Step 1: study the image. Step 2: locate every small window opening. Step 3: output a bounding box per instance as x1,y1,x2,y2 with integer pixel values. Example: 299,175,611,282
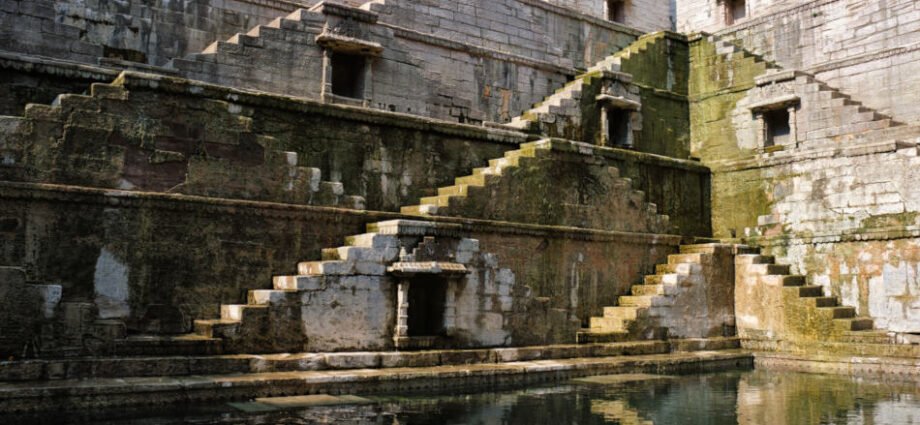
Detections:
725,0,746,25
763,108,791,147
407,277,447,337
607,108,631,147
606,0,626,23
331,53,366,99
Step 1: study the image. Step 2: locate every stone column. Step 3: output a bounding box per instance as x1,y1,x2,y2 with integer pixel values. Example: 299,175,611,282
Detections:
394,278,411,345
599,105,610,147
320,49,334,101
443,278,458,334
787,104,798,147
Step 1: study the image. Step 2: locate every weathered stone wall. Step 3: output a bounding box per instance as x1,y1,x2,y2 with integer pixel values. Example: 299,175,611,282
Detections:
681,0,920,124
0,71,703,351
0,0,306,66
724,143,920,334
514,0,672,33
0,183,678,351
365,0,642,71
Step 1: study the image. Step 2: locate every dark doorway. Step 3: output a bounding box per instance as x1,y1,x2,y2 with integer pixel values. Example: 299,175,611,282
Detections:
763,108,791,147
407,277,447,337
331,53,366,99
607,108,631,147
607,0,626,23
725,0,746,25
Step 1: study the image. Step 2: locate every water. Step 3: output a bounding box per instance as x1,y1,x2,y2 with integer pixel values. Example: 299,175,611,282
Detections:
13,370,920,424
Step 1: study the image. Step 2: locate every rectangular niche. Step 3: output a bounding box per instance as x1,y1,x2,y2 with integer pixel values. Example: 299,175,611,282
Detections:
330,52,367,99
406,276,447,337
763,108,791,147
724,0,746,25
606,0,626,23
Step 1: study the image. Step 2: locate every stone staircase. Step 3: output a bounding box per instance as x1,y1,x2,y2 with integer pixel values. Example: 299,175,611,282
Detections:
735,253,875,335
504,34,661,133
707,33,902,142
398,139,670,235
193,221,402,352
398,140,554,216
167,8,326,74
0,82,363,207
577,244,736,344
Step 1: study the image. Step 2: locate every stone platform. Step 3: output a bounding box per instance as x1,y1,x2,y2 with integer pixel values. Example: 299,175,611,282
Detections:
0,338,748,413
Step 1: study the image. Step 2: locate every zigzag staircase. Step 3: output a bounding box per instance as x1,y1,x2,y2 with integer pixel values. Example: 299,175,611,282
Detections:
398,139,669,233
735,253,882,340
193,221,402,348
705,33,902,139
577,244,720,344
167,8,324,71
504,33,661,132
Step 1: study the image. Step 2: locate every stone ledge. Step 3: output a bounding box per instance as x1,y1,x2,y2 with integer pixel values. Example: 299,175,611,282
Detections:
0,181,686,245
0,338,742,382
0,348,752,413
111,71,529,146
755,352,920,379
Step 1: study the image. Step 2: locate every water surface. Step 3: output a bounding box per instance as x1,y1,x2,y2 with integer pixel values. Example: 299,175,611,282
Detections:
14,370,920,424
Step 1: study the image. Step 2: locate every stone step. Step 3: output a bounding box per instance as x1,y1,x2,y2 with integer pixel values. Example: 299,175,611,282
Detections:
803,296,838,308
643,275,663,285
818,306,856,319
297,260,353,276
194,319,240,338
603,306,648,321
589,316,626,331
419,194,453,207
833,317,874,332
745,263,791,275
248,289,296,305
763,275,806,286
734,254,774,265
438,184,471,197
667,253,704,264
344,233,398,249
321,246,395,263
787,285,824,297
220,304,268,321
273,275,324,290
619,295,673,307
575,330,631,344
630,284,669,296
655,263,699,275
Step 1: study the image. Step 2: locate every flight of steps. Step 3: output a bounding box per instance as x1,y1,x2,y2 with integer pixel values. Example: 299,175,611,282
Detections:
577,244,722,344
504,34,660,132
193,221,401,346
793,71,901,140
167,8,325,72
398,138,670,234
399,140,553,216
706,33,901,142
735,253,876,336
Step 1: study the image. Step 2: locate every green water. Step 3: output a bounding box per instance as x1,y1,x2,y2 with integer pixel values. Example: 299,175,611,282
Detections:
13,370,920,424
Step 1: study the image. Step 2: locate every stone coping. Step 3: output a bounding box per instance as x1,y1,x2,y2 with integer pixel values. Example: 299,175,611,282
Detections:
755,352,920,379
0,349,752,413
111,71,530,146
0,338,740,382
0,181,687,246
541,138,709,172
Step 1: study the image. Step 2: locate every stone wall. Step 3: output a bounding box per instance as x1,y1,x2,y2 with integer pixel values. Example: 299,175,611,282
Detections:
683,0,920,124
0,0,305,66
0,70,704,352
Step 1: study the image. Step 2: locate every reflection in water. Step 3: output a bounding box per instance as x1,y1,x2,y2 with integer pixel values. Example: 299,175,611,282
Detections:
12,370,920,425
